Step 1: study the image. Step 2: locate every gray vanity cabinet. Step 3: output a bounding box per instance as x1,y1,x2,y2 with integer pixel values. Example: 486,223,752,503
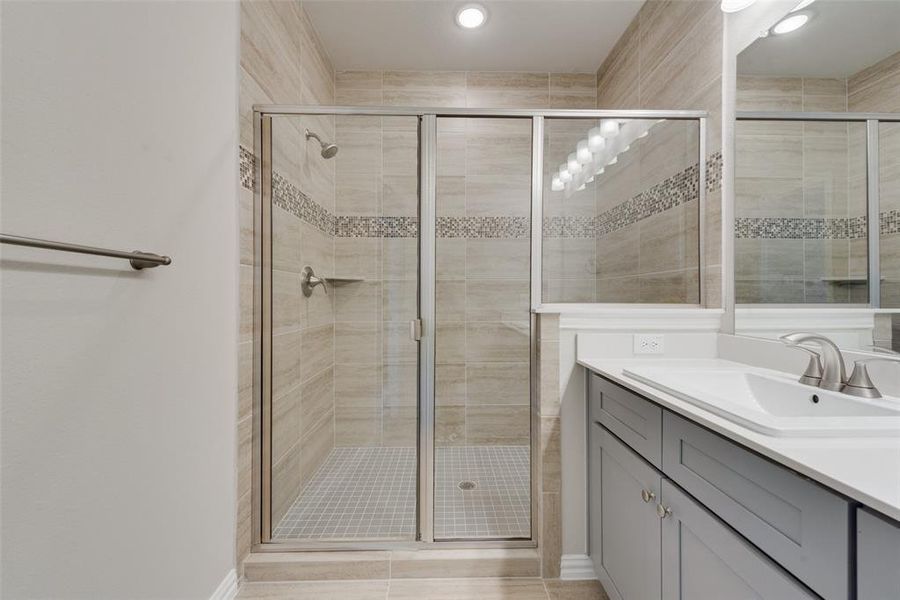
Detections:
660,480,818,600
589,373,848,600
591,424,662,600
662,411,850,600
857,508,900,599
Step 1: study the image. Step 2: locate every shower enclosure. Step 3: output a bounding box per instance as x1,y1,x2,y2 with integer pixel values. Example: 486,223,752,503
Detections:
252,106,707,548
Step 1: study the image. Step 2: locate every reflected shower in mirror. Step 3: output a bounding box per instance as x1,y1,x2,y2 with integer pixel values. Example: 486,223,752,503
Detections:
732,0,900,351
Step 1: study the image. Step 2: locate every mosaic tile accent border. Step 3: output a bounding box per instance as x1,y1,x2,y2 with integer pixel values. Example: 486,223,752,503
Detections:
241,146,727,242
239,146,254,190
240,145,336,236
542,216,596,239
596,163,700,238
880,209,900,236
334,216,418,238
272,171,336,235
437,216,529,239
706,151,723,193
735,211,900,240
735,216,867,240
331,216,532,239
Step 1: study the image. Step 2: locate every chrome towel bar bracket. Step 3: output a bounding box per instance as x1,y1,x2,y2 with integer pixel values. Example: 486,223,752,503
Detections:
0,234,172,270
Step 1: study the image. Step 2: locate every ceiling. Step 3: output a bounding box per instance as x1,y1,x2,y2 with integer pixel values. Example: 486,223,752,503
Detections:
303,0,643,73
738,0,900,78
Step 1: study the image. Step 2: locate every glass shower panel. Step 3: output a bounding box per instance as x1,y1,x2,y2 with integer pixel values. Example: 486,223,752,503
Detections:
881,121,900,307
268,114,419,542
433,116,532,540
543,118,701,303
735,120,868,304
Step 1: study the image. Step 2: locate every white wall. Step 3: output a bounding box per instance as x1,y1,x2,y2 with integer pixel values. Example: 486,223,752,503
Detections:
558,310,723,558
1,1,239,598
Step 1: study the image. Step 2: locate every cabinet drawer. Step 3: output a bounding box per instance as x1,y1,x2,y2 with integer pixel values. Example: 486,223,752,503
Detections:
589,373,662,468
857,508,900,600
662,411,850,600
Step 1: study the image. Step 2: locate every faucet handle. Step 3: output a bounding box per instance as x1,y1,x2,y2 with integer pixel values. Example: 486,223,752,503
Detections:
846,361,878,396
784,344,824,386
799,351,824,386
844,356,900,398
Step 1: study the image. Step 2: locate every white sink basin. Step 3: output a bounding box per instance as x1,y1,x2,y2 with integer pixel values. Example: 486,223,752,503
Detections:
623,366,900,437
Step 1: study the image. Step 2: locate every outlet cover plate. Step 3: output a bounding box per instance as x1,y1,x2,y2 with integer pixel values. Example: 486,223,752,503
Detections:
634,334,665,355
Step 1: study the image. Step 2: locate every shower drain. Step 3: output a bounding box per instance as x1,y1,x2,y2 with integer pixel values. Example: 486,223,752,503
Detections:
458,480,477,491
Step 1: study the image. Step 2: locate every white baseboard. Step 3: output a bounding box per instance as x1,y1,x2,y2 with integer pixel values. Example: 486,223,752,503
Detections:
209,569,238,600
559,554,596,580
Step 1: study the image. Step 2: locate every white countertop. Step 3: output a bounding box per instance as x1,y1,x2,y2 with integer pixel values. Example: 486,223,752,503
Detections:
578,357,900,522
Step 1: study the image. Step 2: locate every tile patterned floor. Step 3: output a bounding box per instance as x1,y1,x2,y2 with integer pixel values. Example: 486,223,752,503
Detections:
435,446,531,539
272,446,530,541
273,447,417,540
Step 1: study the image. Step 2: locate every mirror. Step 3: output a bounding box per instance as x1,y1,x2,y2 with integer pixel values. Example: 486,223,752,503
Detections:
732,0,900,350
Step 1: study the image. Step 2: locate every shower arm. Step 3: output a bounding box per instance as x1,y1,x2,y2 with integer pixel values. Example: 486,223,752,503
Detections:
305,128,323,144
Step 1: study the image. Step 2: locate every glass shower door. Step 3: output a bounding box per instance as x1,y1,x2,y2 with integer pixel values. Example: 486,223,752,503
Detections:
432,116,533,540
264,113,420,542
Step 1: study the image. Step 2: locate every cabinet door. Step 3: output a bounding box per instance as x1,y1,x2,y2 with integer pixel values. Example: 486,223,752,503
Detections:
589,423,603,578
663,411,849,600
660,480,817,600
594,425,662,600
858,508,900,600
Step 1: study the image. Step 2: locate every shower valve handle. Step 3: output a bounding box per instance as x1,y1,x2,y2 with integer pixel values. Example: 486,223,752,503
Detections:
301,266,328,297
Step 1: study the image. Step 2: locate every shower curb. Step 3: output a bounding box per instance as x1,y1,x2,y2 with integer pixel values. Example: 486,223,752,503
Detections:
242,548,540,582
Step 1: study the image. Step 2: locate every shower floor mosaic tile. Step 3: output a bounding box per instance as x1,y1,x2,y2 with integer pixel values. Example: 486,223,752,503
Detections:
272,446,530,541
435,445,531,539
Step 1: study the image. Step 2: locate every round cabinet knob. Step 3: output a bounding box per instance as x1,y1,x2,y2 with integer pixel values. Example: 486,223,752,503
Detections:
656,504,672,519
640,489,656,503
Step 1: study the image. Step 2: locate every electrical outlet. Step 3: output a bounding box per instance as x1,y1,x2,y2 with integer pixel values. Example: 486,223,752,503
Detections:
634,334,665,355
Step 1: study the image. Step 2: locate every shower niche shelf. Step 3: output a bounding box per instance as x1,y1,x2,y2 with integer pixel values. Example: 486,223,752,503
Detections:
301,265,364,297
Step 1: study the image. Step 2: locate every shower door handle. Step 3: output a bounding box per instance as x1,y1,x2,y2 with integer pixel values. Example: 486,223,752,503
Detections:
409,319,422,341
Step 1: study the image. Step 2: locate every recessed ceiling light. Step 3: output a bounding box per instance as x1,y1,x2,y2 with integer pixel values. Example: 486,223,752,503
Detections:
456,4,487,29
720,0,757,13
772,12,810,35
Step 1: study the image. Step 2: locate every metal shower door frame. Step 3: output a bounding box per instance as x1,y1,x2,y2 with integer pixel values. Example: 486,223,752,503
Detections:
252,105,709,552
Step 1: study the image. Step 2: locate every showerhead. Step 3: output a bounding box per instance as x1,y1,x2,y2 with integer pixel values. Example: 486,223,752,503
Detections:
320,142,339,159
305,128,339,159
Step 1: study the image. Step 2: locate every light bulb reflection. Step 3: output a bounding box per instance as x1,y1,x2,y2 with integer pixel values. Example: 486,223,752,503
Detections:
600,119,620,138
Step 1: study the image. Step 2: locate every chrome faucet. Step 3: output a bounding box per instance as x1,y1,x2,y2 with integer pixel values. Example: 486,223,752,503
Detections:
779,332,847,391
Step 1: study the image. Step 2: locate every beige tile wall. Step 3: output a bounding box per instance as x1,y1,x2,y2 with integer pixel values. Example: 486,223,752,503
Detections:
735,75,870,303
543,119,600,303
592,119,702,303
537,314,561,578
239,0,336,567
848,51,900,113
332,71,595,450
436,117,532,447
595,0,723,306
332,113,420,448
